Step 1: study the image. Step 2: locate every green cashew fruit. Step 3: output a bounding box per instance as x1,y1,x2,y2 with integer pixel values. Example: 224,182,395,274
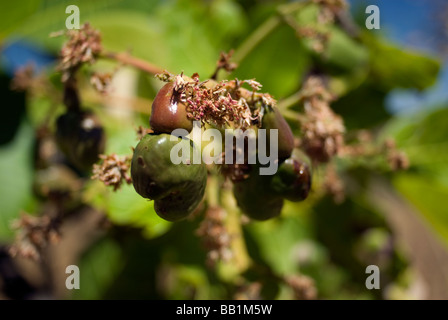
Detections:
271,149,312,202
233,165,283,221
55,109,105,173
131,133,207,222
261,106,294,160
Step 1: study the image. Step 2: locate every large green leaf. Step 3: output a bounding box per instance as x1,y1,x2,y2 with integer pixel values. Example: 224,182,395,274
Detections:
0,0,42,41
231,24,310,99
9,0,123,49
381,107,448,248
393,174,448,249
0,121,36,240
331,81,390,130
362,33,441,91
381,107,448,176
72,237,124,300
244,202,311,275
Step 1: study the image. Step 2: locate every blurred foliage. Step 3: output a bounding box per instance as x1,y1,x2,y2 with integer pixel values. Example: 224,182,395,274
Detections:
382,107,448,247
0,0,446,300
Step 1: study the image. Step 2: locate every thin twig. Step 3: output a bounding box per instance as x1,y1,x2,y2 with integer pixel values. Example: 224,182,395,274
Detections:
277,91,302,111
232,1,310,64
100,51,165,75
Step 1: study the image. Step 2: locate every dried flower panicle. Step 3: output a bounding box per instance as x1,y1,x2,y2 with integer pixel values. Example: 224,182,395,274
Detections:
383,138,410,171
90,71,113,94
216,50,238,73
280,10,330,53
296,26,330,53
323,163,345,203
234,282,262,300
10,64,35,91
92,154,132,191
10,63,52,99
281,0,347,53
135,126,153,141
219,136,251,182
284,274,317,300
298,76,345,163
54,23,102,82
196,206,232,268
155,72,275,130
211,50,238,80
155,71,176,83
9,213,60,261
341,134,410,171
184,78,249,129
313,0,348,24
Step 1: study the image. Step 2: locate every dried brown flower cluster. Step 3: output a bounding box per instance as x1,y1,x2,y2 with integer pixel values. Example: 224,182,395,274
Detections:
211,50,238,80
10,64,51,98
157,72,276,130
298,76,345,163
219,137,251,182
181,76,260,129
323,163,345,204
313,0,348,24
383,138,410,171
135,125,153,141
92,154,132,191
234,282,262,300
53,23,102,82
185,79,246,128
90,71,113,94
341,133,410,171
10,64,35,91
284,274,317,300
321,132,410,203
296,26,330,53
9,213,60,261
196,206,232,268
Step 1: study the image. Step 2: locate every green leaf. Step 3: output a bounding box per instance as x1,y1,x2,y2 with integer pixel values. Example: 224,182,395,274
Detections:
362,33,441,91
331,82,390,130
0,121,35,240
244,204,311,274
107,183,171,239
382,107,448,248
322,27,369,75
10,0,123,49
231,24,311,99
72,237,124,300
393,174,448,249
0,0,42,41
380,107,448,175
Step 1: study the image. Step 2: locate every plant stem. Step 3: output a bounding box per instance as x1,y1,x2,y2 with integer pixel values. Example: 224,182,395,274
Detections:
232,16,281,64
206,174,220,207
221,186,251,276
277,91,302,111
100,51,165,75
281,109,301,122
232,1,309,65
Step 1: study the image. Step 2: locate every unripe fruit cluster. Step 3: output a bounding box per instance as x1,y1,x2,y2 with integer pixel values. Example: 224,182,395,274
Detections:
233,107,312,221
132,82,206,221
131,80,312,222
